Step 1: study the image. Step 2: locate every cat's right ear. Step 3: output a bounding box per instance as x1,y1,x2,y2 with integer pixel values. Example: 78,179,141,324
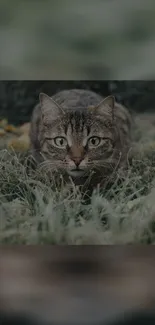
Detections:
39,93,64,119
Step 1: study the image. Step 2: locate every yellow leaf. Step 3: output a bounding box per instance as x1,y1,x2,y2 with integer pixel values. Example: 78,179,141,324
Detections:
7,134,30,152
0,128,6,136
0,119,8,128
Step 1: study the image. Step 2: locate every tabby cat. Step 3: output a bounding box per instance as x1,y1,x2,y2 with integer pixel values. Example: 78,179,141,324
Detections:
29,89,132,189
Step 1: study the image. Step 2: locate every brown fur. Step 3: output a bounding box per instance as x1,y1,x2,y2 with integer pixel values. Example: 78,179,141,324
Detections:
29,89,132,190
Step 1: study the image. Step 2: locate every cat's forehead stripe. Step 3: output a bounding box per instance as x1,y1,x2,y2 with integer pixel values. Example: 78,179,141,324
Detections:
66,115,91,137
68,113,84,132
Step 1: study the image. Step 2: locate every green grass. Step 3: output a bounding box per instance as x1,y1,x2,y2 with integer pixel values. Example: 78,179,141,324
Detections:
1,113,155,244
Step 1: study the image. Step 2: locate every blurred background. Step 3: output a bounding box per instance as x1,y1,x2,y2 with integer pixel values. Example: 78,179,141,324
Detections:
0,0,155,79
1,2,155,324
0,247,155,325
1,81,155,125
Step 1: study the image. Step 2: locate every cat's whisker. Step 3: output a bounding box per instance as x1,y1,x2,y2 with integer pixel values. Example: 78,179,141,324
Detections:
29,88,132,191
39,160,65,168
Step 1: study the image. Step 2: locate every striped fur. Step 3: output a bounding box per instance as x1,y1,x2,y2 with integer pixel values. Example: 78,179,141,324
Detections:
29,89,132,188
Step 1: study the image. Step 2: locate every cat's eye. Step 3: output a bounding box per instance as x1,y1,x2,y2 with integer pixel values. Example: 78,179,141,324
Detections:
88,136,101,147
53,137,67,148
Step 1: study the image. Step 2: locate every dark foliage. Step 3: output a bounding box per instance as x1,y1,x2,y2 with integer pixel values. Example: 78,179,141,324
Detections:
1,81,155,125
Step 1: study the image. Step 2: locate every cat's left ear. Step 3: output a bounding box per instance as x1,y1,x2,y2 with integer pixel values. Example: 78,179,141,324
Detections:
96,95,115,121
39,93,65,120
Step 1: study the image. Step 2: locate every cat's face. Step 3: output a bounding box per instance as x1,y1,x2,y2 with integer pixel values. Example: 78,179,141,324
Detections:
39,93,116,179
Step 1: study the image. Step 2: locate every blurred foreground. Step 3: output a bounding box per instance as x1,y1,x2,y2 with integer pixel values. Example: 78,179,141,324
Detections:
0,247,155,325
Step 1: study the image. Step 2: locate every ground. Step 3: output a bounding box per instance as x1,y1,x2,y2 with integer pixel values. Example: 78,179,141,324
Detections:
0,114,155,244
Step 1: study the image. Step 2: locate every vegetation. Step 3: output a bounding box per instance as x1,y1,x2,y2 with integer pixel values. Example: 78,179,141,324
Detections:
0,113,155,244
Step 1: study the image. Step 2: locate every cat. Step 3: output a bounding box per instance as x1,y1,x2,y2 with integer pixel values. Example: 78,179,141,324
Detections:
29,89,132,190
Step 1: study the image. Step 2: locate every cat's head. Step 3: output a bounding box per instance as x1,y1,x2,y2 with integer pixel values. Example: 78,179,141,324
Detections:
39,93,117,179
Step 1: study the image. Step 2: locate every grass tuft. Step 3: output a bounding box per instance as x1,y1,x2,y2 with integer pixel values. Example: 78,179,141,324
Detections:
1,113,155,244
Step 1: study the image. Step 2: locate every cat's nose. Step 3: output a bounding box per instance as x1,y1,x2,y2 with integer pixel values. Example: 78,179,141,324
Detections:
72,157,83,167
